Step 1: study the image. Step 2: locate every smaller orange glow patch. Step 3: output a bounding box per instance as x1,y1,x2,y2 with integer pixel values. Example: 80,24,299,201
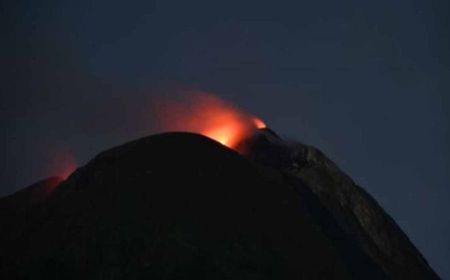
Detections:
55,151,77,180
253,117,266,129
42,177,65,194
45,148,77,183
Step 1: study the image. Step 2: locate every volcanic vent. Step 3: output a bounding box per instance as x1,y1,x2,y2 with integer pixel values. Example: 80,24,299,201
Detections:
152,92,266,151
0,94,439,279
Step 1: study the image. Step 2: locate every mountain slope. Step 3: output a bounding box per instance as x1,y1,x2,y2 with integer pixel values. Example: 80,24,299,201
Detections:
0,132,438,279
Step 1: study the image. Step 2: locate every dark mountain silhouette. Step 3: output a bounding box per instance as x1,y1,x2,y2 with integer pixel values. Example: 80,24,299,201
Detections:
0,132,439,279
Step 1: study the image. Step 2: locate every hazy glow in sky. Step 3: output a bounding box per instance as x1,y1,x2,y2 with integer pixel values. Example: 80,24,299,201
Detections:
1,0,449,277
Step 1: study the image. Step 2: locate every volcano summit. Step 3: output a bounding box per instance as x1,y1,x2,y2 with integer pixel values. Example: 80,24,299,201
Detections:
0,130,438,279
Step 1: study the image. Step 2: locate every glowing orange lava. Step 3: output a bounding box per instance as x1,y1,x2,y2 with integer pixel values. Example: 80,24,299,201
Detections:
154,92,266,150
253,117,267,129
201,112,250,148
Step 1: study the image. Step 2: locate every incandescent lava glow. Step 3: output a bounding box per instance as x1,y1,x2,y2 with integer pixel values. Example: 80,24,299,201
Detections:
45,148,77,182
154,92,266,150
252,117,267,129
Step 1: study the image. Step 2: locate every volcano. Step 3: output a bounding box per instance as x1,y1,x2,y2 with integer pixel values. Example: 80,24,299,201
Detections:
0,130,438,279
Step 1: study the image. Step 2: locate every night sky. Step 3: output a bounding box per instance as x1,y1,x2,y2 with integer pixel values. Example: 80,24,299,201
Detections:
1,0,449,277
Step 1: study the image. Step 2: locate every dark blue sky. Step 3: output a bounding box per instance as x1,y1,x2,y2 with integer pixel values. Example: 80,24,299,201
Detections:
1,0,449,277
